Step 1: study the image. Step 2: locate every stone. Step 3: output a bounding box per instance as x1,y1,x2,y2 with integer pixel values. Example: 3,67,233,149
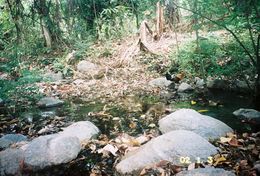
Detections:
207,79,229,90
148,77,172,88
0,134,27,149
24,134,80,170
44,71,63,82
159,109,233,141
233,108,260,124
40,110,56,118
195,77,205,88
77,60,99,74
37,97,64,108
0,148,24,176
177,83,193,92
175,167,236,176
116,130,217,175
59,121,100,142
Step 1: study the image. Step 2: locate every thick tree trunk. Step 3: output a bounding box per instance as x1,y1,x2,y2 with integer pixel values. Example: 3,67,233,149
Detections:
40,18,52,47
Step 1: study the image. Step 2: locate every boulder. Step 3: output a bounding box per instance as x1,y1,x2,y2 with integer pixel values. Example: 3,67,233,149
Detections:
148,77,172,88
116,130,217,175
37,97,64,108
59,121,100,142
23,134,80,170
177,83,193,92
159,109,233,141
0,149,24,176
233,108,260,124
77,60,99,74
0,134,27,149
207,79,229,90
176,167,236,176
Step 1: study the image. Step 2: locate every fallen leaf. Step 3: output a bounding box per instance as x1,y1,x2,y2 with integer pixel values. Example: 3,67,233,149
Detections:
228,137,242,147
187,163,196,170
214,156,227,166
191,100,196,105
98,144,118,156
220,137,232,143
197,109,208,113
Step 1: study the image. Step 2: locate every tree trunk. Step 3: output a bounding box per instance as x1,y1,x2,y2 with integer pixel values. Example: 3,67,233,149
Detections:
40,18,52,47
156,2,164,39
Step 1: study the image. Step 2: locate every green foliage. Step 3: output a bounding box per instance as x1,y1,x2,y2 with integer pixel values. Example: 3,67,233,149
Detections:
96,6,135,40
172,34,253,78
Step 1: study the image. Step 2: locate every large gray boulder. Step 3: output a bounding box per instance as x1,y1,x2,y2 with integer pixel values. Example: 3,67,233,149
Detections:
0,134,27,149
77,60,99,74
59,121,100,142
148,77,172,88
177,83,193,92
23,134,80,170
37,97,64,108
233,108,260,124
176,168,236,176
116,130,217,175
0,149,24,176
159,109,233,141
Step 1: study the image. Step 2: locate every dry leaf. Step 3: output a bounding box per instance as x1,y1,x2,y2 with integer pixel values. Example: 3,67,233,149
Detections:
214,156,226,166
98,144,118,156
220,137,232,143
228,137,242,147
187,163,196,170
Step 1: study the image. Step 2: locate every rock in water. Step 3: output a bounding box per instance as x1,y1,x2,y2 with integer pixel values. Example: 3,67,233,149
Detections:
59,121,100,142
116,130,217,175
0,149,24,176
148,77,172,88
233,108,260,124
175,167,236,176
207,79,229,90
159,109,233,141
177,83,193,92
0,134,27,149
37,97,64,108
24,134,80,170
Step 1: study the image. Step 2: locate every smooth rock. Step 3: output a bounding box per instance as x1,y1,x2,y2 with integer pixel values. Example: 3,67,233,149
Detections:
207,79,229,90
116,130,217,174
233,108,260,124
0,134,27,149
77,60,99,74
148,77,172,88
37,97,64,108
0,148,24,176
178,83,193,92
159,109,233,141
24,134,80,170
176,167,236,176
59,121,100,142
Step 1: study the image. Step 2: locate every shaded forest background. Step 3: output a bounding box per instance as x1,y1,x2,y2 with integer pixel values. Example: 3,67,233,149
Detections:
0,0,259,111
